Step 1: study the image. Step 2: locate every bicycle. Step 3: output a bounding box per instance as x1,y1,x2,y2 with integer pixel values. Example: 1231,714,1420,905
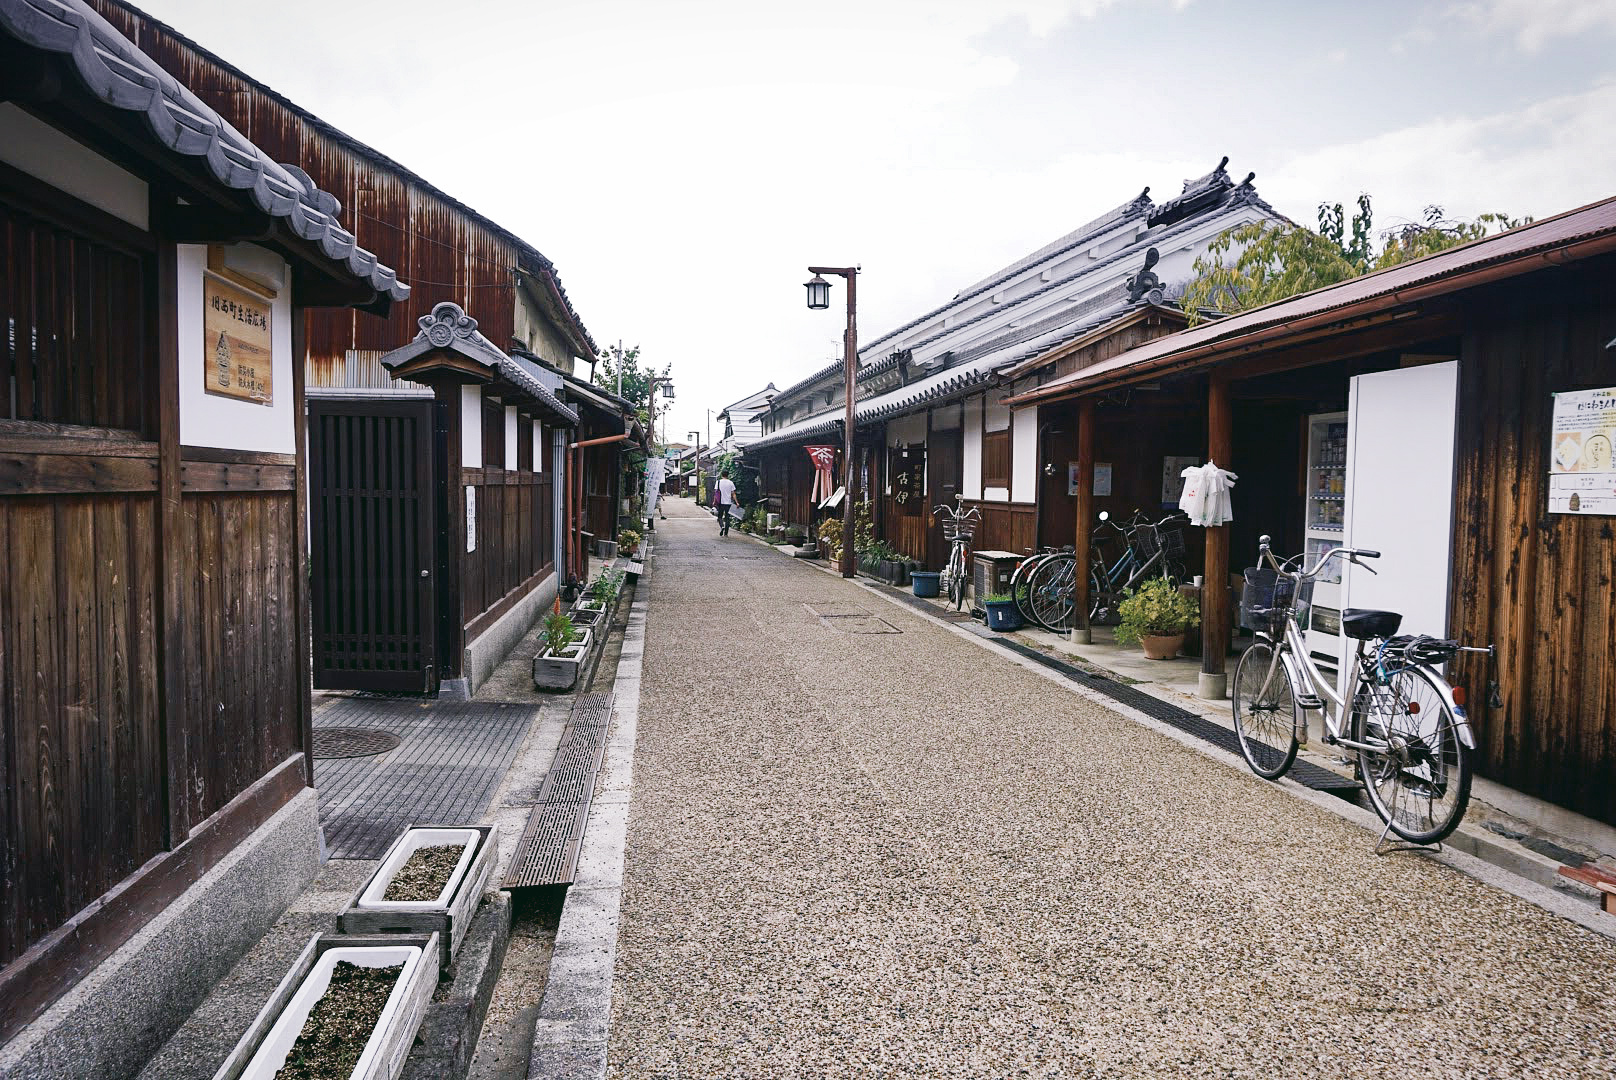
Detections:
1008,545,1070,629
932,496,981,611
1088,510,1186,624
1231,535,1498,848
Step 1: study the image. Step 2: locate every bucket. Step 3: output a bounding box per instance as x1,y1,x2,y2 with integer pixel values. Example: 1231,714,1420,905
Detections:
911,571,940,598
984,599,1023,631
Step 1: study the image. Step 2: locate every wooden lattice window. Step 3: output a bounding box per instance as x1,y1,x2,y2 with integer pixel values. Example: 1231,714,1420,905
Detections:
518,414,534,471
982,429,1011,490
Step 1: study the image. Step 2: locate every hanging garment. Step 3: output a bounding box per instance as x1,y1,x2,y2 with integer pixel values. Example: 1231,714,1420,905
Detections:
1202,460,1238,526
1178,463,1209,524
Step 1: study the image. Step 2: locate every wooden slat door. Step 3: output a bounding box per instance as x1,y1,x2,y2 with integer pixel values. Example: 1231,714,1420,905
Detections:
927,425,962,569
309,399,437,691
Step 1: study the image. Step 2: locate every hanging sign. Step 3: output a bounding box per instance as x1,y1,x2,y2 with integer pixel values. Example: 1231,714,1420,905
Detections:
1548,387,1616,515
203,273,273,405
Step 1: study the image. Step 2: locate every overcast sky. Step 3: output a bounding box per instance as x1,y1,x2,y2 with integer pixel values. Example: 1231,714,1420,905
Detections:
137,0,1616,443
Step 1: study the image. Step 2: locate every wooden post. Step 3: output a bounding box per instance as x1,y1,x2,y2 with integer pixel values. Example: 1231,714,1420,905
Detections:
291,299,314,786
435,382,465,691
155,240,190,844
1201,369,1232,699
1071,396,1095,644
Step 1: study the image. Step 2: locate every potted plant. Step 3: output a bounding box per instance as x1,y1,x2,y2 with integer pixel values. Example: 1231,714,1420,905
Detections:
1114,577,1200,659
533,611,589,691
618,528,641,557
983,592,1023,631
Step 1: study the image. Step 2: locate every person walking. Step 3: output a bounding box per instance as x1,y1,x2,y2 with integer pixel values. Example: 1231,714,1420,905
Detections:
713,472,737,536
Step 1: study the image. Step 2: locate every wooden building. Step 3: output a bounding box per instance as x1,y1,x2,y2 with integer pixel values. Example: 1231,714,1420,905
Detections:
749,160,1283,569
1008,196,1616,829
0,0,406,1072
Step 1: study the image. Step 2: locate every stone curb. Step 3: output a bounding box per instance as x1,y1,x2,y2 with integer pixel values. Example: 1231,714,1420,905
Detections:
400,890,512,1080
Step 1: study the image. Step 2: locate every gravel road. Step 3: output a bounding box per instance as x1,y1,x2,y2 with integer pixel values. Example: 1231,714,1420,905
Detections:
606,497,1616,1078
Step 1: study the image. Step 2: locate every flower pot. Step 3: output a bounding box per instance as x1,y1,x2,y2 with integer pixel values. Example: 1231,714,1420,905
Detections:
984,599,1023,632
1141,633,1186,660
911,571,940,598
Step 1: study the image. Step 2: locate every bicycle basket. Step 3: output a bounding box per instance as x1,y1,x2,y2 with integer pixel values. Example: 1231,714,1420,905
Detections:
1134,529,1162,558
1159,527,1186,560
1240,568,1312,635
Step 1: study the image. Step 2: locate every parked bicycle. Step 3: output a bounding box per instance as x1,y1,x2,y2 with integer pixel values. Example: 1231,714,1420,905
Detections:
1009,544,1074,631
1232,535,1499,847
932,495,982,611
1088,510,1187,624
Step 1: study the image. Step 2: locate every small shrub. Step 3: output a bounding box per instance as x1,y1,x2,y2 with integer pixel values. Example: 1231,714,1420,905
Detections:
1114,577,1200,646
618,528,641,554
542,612,577,656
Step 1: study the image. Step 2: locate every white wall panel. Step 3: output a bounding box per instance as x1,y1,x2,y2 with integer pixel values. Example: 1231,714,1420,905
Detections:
963,394,983,500
1012,406,1038,503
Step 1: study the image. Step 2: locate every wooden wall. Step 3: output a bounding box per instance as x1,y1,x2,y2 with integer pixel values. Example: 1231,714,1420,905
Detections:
461,467,553,635
1451,270,1616,826
966,501,1036,556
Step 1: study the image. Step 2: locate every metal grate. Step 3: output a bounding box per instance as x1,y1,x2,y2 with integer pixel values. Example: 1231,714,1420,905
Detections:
312,727,402,758
504,692,614,889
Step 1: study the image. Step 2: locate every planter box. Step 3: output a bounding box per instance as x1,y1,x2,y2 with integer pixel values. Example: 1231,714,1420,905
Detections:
568,607,605,634
594,539,618,560
339,825,498,970
572,597,606,616
214,932,437,1080
533,634,590,691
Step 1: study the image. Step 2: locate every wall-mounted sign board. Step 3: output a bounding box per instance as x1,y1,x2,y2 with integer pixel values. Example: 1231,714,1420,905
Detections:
1549,387,1616,515
204,273,273,405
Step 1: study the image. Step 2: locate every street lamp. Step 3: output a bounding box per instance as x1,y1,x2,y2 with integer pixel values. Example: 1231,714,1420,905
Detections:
804,265,859,578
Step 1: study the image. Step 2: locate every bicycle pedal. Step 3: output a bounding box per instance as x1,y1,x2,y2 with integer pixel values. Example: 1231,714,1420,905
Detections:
1295,695,1325,710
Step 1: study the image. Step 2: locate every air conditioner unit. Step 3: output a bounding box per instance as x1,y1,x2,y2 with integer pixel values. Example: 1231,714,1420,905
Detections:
971,550,1021,618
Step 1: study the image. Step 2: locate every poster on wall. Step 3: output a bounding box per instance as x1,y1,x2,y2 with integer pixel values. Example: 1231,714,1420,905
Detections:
203,273,273,404
1093,463,1113,496
1162,455,1200,506
1067,462,1080,496
1548,386,1616,515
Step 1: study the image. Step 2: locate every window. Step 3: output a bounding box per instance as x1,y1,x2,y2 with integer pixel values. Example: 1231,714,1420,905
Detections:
481,397,504,469
518,415,534,471
982,429,1011,490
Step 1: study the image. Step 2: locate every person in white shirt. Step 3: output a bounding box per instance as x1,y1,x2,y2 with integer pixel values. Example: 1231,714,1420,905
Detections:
713,474,738,536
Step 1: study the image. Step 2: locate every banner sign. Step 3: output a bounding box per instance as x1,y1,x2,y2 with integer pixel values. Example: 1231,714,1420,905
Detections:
806,444,838,504
1549,387,1616,515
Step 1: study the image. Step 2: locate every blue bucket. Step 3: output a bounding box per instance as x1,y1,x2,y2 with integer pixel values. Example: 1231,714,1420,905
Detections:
984,599,1023,631
911,571,940,598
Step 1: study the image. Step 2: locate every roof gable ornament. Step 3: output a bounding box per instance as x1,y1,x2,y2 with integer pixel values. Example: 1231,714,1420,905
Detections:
1125,248,1163,304
420,302,481,348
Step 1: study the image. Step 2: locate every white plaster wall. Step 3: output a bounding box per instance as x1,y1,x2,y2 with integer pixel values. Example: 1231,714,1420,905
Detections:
1012,404,1038,503
176,245,296,454
461,385,483,468
963,394,983,500
0,105,148,230
504,406,519,470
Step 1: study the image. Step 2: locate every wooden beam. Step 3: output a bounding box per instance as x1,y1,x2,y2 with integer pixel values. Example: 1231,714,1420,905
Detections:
1201,370,1233,695
155,241,190,843
178,461,295,492
436,382,466,684
291,301,315,786
1072,397,1096,640
1222,309,1464,383
0,452,158,494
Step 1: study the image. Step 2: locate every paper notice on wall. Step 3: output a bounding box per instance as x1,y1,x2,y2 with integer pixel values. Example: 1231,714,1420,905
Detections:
1549,387,1616,515
466,486,477,552
1093,463,1113,497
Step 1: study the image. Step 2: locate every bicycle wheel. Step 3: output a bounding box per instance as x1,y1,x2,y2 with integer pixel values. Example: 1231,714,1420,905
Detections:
1231,640,1300,779
949,553,967,610
1026,555,1077,631
1352,666,1473,844
1010,553,1051,626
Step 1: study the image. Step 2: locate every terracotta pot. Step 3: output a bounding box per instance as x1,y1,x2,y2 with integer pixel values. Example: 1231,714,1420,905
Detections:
1141,633,1186,660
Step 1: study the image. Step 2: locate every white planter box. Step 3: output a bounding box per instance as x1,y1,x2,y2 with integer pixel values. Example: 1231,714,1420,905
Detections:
340,825,498,969
215,933,437,1080
533,634,589,691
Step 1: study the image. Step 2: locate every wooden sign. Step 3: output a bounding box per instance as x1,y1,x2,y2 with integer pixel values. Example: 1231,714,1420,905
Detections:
204,273,273,404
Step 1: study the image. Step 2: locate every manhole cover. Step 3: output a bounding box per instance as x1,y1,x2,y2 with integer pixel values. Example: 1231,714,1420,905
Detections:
313,727,402,758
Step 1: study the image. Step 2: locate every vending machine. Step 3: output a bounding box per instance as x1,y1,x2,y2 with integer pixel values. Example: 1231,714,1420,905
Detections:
1303,412,1348,667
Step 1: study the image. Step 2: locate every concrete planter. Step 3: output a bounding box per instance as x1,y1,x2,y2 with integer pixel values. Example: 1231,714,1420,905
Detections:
340,825,498,970
533,631,591,692
215,932,437,1080
568,607,605,634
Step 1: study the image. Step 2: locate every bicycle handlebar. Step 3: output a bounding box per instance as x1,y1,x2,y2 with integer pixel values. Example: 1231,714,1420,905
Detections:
1257,534,1381,580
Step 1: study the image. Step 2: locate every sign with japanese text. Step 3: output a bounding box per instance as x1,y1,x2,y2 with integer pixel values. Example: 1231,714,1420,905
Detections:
1549,386,1616,515
203,274,273,404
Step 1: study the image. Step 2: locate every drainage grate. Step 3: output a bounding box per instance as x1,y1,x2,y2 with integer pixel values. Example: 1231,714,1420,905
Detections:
504,691,615,889
312,727,402,758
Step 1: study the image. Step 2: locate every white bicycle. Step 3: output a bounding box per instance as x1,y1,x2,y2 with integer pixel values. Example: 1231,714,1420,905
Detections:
1232,535,1498,847
932,496,981,611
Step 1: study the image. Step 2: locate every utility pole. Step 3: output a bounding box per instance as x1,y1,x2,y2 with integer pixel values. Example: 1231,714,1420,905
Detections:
804,266,859,578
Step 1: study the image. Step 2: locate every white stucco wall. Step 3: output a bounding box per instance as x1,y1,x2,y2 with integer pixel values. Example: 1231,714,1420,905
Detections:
1011,401,1038,503
462,385,483,468
505,406,519,470
0,104,149,230
963,394,983,500
177,244,296,454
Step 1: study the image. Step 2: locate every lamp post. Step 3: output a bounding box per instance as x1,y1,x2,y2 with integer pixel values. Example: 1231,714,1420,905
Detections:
804,266,858,578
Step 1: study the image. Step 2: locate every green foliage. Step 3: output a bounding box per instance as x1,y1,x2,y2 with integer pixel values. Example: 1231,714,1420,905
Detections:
542,611,577,656
592,343,671,434
589,569,625,605
618,528,641,553
985,593,1015,604
1180,195,1532,325
715,451,759,505
815,501,874,564
1114,577,1200,646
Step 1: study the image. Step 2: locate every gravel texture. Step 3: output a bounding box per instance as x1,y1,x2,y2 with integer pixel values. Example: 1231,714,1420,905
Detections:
605,499,1616,1078
382,845,464,902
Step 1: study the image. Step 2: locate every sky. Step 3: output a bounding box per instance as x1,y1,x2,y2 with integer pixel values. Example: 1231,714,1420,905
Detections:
135,0,1616,444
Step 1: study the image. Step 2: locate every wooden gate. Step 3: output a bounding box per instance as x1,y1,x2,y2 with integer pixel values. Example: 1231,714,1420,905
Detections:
309,398,438,691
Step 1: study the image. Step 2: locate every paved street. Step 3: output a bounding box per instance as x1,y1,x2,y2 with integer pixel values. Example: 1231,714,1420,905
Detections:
608,496,1616,1078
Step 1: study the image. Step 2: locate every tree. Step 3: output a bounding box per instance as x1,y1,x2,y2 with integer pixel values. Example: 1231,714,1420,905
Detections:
593,342,672,443
1180,195,1531,325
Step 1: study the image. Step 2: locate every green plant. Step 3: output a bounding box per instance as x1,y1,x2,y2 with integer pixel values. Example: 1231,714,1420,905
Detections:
590,569,624,604
542,612,577,656
1114,577,1200,646
985,593,1015,604
618,528,641,553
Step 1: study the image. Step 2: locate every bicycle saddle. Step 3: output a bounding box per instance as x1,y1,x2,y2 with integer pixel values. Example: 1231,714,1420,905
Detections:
1342,608,1402,640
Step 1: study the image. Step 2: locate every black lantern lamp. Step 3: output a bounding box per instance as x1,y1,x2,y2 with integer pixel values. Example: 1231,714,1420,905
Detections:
804,273,831,310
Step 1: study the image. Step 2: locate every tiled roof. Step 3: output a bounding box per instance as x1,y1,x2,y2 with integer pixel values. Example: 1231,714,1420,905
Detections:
0,0,408,304
382,303,578,424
